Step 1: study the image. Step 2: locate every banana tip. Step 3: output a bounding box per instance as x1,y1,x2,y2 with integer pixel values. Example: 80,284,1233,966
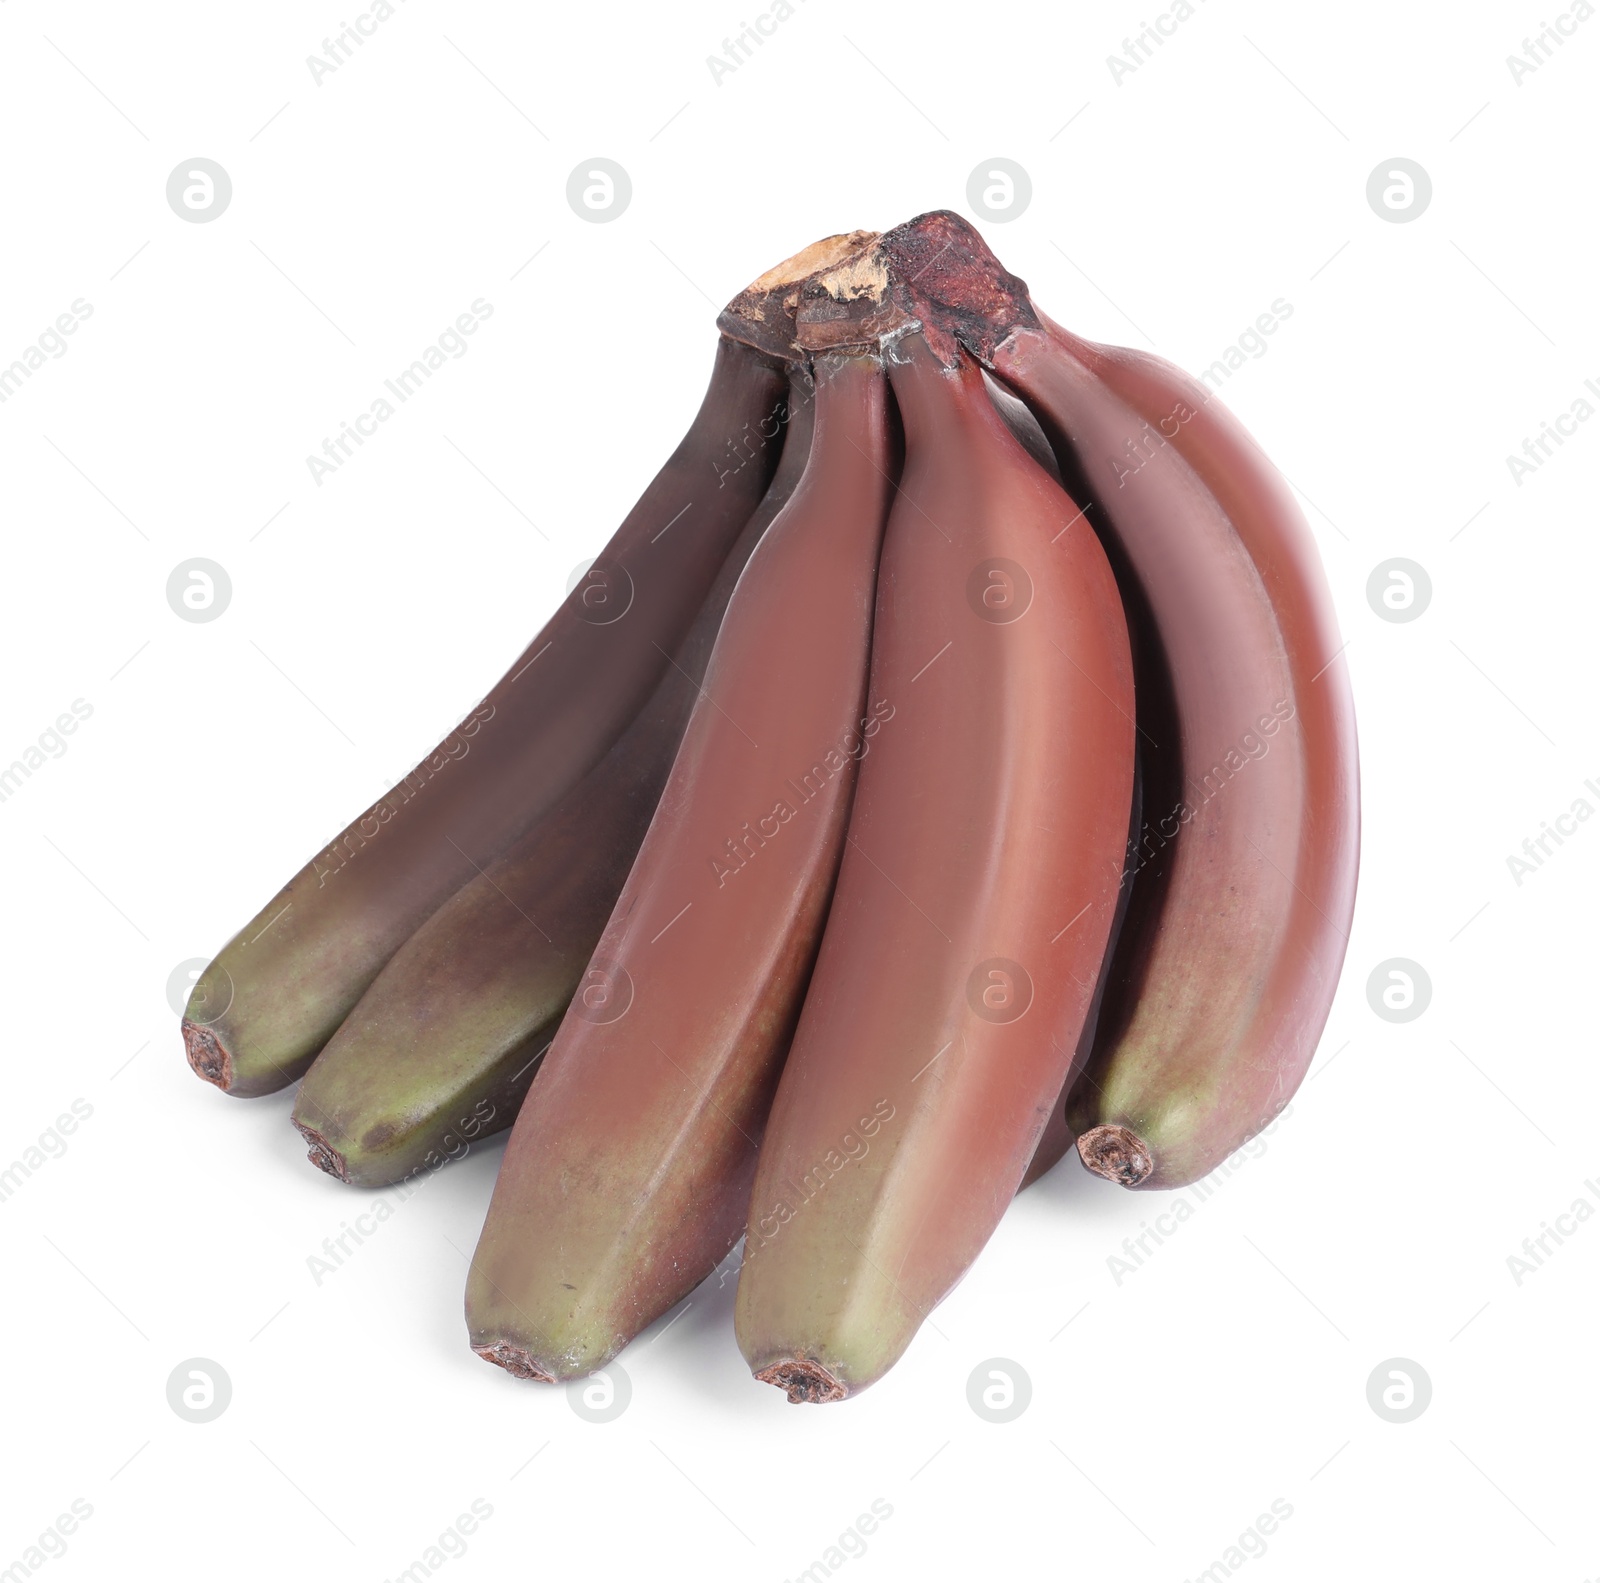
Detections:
181,1020,233,1091
1076,1124,1155,1187
755,1359,848,1405
294,1121,351,1183
474,1342,557,1384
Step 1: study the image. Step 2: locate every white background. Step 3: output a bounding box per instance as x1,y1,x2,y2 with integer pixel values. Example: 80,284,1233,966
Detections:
2,0,1596,1579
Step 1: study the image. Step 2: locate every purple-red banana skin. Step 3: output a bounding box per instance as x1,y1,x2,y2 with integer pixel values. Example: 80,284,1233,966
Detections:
1021,750,1144,1189
465,349,895,1383
289,380,819,1188
734,331,1133,1403
183,336,788,1098
994,313,1358,1190
866,209,1358,1192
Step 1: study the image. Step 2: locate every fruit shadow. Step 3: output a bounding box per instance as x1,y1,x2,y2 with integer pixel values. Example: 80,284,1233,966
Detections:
615,1144,1139,1411
205,1078,306,1176
310,1125,522,1389
624,1238,783,1414
1022,1142,1135,1220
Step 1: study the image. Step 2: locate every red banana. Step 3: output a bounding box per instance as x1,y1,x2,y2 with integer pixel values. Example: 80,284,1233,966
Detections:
289,375,819,1186
466,344,895,1382
182,336,788,1097
874,211,1359,1190
734,264,1134,1402
182,232,881,1099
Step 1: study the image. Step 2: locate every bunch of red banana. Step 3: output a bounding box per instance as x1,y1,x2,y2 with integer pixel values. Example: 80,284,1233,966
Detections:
182,213,1357,1403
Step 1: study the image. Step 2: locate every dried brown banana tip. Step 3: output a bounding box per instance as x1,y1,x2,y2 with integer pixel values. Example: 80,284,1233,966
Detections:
1075,1123,1155,1186
293,1121,350,1183
755,1360,848,1406
472,1343,556,1384
181,1020,232,1089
